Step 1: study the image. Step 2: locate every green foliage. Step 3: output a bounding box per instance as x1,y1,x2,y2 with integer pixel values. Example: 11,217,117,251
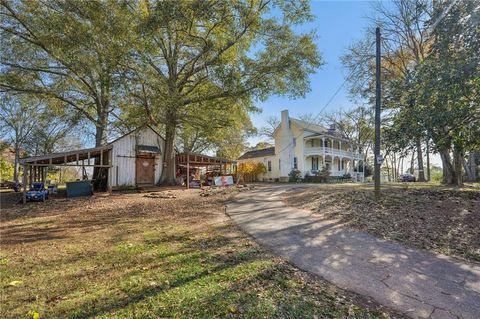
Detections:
238,162,267,182
125,0,322,183
1,0,135,145
343,0,479,186
0,157,14,181
1,0,322,185
288,169,302,182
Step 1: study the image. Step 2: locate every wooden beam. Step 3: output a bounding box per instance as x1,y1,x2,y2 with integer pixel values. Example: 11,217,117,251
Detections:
28,163,112,168
100,150,103,165
21,145,112,164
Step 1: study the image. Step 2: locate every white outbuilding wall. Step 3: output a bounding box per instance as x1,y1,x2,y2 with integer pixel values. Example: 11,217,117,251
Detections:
108,126,165,188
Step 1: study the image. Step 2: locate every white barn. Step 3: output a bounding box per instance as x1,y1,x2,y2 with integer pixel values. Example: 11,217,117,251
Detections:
109,126,165,188
20,125,165,201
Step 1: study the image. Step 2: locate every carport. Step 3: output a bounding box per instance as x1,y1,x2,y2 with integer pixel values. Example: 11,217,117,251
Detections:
19,145,113,204
175,152,237,188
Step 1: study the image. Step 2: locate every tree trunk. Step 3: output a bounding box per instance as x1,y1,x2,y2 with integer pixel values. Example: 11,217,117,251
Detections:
160,122,177,185
416,138,426,182
93,115,108,190
95,123,107,147
386,156,391,182
410,149,415,174
463,152,476,182
426,140,430,181
452,149,463,186
439,149,455,184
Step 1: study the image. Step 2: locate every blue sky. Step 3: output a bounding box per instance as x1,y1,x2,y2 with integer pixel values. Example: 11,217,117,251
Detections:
249,0,375,145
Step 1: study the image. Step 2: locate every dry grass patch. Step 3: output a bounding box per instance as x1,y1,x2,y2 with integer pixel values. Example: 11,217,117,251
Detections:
284,183,480,263
1,187,400,319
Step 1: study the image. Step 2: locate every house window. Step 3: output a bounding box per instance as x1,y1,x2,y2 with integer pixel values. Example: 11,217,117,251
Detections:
324,140,328,147
293,138,296,147
311,139,314,147
279,159,281,170
268,160,272,172
294,157,298,169
312,157,318,170
338,160,341,171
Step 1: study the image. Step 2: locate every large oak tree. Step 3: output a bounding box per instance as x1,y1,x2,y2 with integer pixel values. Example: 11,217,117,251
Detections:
127,0,322,184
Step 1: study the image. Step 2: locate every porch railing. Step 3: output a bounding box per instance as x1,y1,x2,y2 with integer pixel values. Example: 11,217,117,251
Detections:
304,147,363,159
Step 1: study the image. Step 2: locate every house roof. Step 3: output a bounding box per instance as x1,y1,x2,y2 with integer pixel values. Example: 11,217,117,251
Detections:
290,118,328,134
281,117,351,142
238,147,275,160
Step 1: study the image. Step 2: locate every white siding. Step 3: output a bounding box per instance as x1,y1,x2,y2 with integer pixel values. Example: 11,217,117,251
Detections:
109,127,164,187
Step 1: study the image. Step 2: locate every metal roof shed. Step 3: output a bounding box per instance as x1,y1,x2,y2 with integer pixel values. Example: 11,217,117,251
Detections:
19,145,113,204
19,125,166,203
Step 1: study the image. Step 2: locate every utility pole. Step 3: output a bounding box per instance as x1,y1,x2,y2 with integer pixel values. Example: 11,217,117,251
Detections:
374,27,381,198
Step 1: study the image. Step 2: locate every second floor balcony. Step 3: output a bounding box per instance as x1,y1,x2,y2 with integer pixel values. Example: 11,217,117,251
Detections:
304,137,363,160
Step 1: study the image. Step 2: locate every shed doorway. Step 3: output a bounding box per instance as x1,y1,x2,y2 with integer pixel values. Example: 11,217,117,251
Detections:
136,156,155,186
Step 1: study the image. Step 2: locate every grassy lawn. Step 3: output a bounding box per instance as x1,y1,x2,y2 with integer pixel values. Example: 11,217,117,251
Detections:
284,182,480,263
0,188,399,319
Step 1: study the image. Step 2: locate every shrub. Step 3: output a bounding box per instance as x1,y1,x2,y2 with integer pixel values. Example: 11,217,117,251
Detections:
431,170,443,182
238,162,267,182
304,167,330,183
288,169,302,182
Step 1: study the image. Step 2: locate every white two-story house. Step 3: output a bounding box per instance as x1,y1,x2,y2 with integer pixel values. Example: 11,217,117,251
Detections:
238,110,365,182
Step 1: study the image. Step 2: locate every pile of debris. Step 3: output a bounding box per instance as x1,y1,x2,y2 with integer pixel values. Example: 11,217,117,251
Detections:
143,191,177,199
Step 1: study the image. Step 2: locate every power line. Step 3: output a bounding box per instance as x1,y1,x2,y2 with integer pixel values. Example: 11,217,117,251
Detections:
273,0,458,160
274,40,376,157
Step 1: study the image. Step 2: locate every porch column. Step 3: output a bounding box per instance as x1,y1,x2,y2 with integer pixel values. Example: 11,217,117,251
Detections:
352,159,356,182
322,138,325,159
339,141,342,153
303,156,307,175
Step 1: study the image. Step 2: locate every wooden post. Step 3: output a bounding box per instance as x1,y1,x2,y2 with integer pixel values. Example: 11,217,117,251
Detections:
107,150,112,193
22,164,27,204
186,157,190,189
100,149,103,165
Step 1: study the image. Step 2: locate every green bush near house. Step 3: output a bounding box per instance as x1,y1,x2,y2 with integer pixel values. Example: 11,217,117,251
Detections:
288,169,302,182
